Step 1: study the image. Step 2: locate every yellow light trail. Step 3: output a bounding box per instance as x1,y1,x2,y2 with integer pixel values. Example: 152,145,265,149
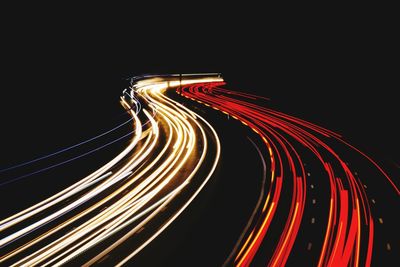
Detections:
0,75,223,266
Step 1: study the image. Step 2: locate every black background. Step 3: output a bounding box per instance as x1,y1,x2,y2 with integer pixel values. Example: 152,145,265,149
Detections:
1,15,398,169
0,8,398,266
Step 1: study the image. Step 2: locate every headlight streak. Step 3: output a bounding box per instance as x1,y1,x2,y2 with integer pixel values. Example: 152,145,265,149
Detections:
114,93,221,267
179,82,397,267
0,75,222,266
1,123,157,263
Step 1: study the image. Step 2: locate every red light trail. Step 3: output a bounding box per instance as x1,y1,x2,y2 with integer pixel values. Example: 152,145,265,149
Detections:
0,74,397,266
178,82,398,267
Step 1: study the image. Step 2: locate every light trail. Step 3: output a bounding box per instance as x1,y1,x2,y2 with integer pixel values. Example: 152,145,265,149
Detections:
0,74,222,266
1,74,396,266
179,82,398,267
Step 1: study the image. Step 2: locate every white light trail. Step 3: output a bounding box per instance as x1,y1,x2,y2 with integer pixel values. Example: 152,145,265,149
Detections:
0,74,223,266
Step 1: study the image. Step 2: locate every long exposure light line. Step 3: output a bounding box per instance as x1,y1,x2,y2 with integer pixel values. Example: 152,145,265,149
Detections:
179,82,394,267
0,75,223,266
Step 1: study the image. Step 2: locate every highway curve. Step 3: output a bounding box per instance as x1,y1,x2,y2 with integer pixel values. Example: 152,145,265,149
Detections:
0,74,398,266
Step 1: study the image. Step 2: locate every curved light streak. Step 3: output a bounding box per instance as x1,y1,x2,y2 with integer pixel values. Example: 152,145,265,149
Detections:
179,82,397,267
0,75,223,266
